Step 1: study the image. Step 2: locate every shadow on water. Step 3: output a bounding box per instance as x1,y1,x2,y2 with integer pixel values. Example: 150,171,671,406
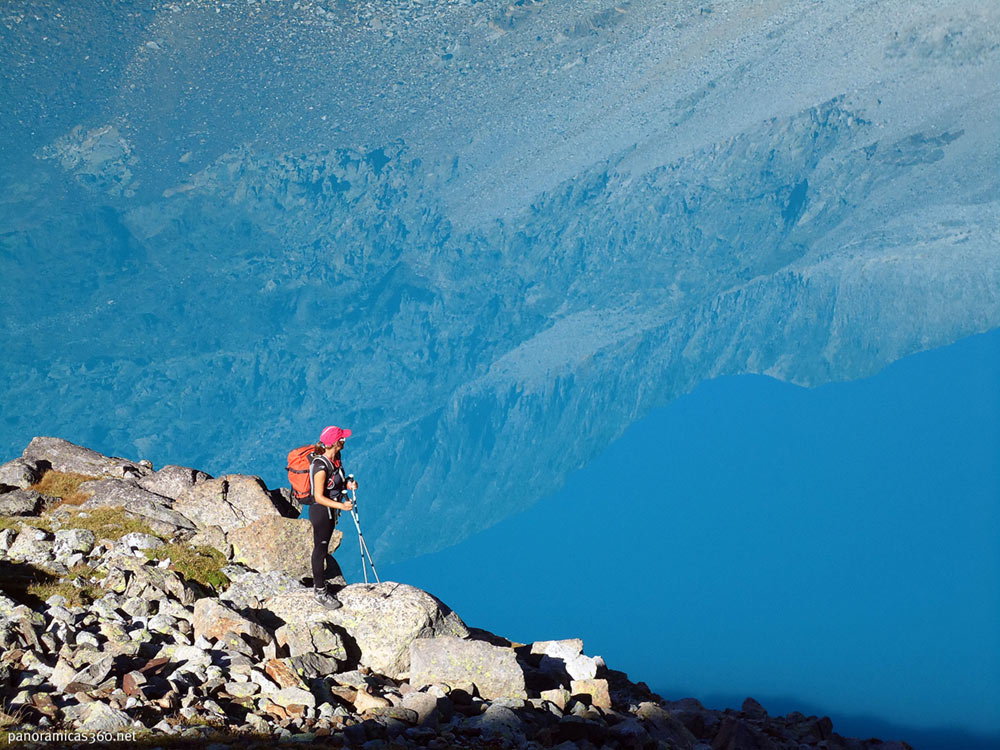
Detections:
666,689,1000,750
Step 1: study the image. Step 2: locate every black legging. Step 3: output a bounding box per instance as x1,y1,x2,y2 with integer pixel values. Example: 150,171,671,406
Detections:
309,503,339,588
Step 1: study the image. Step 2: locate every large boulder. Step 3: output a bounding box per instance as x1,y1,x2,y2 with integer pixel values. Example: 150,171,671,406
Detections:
637,702,701,748
52,528,96,558
0,488,45,516
20,437,151,480
123,501,197,537
410,635,527,700
6,526,53,565
0,458,41,489
137,464,212,500
275,620,348,661
287,652,340,681
532,638,604,682
116,532,165,552
78,478,168,507
221,569,308,610
230,516,336,579
77,478,196,534
570,678,612,709
531,638,584,656
261,582,469,679
193,597,273,647
174,475,291,534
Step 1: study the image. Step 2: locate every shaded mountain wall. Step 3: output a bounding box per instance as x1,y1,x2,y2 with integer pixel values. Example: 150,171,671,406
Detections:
1,0,997,561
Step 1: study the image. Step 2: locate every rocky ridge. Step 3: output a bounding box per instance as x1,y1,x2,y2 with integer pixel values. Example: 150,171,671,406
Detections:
1,438,912,749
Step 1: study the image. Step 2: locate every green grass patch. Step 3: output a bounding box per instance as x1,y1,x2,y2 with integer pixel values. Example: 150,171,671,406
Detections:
56,506,159,541
0,517,27,533
29,469,99,506
1,515,54,533
0,702,33,748
0,507,154,605
0,703,28,728
1,504,159,542
0,561,58,607
4,562,105,608
64,561,108,592
25,578,99,607
145,543,230,592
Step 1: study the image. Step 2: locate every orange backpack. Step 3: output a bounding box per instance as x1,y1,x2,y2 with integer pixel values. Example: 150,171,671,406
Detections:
286,445,315,502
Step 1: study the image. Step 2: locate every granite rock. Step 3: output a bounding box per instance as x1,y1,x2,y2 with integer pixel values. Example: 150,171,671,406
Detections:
229,515,325,579
174,475,289,534
137,464,212,501
21,437,151,480
410,635,527,700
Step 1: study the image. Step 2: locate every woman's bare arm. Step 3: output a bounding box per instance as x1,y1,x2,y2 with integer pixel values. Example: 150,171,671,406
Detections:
312,469,354,511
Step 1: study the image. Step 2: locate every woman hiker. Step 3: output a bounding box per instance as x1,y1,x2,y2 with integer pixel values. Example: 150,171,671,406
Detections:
309,425,357,609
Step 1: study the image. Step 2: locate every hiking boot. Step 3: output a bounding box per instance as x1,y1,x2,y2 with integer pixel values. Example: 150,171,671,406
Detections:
313,588,342,610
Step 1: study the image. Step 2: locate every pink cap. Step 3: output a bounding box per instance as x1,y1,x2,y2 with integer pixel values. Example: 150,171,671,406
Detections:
319,425,352,446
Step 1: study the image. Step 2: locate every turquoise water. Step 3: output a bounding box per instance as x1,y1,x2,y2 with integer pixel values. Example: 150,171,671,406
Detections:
374,329,1000,748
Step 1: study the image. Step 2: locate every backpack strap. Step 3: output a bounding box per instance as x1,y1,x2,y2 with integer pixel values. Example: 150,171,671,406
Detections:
308,454,336,500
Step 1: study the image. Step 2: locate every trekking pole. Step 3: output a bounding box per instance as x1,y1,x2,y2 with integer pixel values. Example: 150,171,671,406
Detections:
345,475,366,582
360,527,380,583
354,503,368,584
348,482,380,584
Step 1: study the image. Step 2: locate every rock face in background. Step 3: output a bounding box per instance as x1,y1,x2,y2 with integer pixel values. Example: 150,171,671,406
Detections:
1,1,998,564
0,438,915,749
